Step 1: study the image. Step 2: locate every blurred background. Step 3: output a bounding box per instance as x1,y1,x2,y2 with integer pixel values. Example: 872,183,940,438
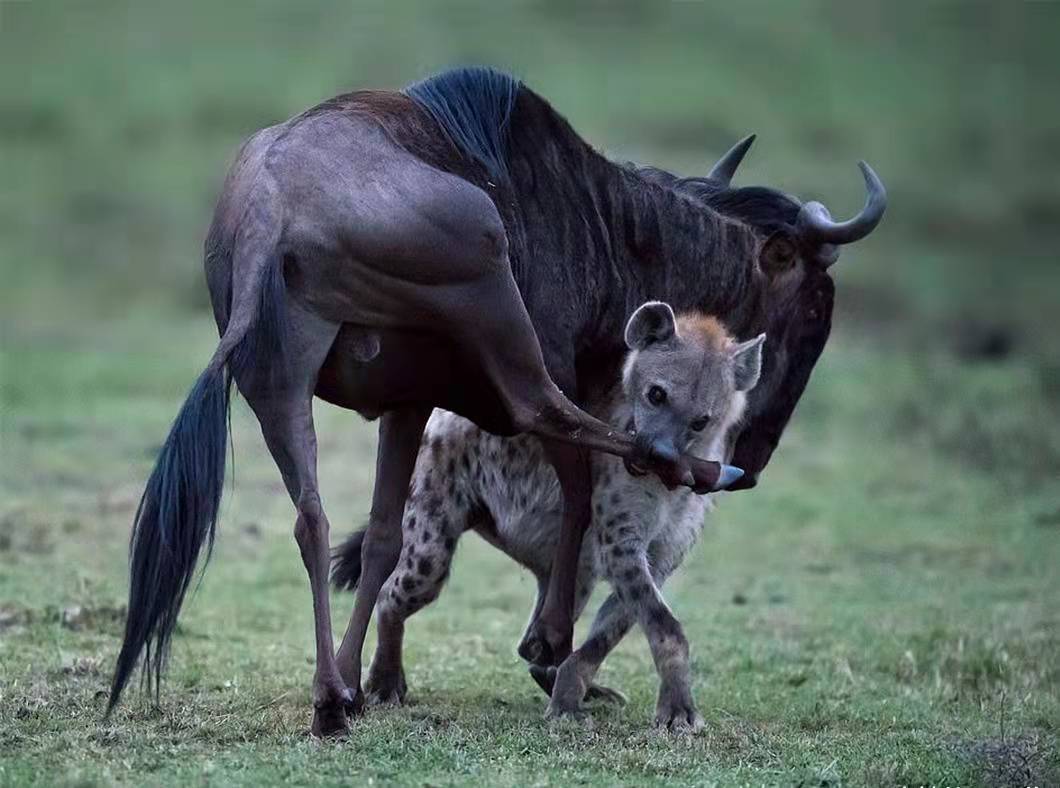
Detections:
1,2,1058,784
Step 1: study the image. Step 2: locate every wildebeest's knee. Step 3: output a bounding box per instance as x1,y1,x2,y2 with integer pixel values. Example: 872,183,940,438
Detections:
294,490,327,545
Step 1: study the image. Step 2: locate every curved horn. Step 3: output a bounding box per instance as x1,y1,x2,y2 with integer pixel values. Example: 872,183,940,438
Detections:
707,134,756,185
796,161,887,245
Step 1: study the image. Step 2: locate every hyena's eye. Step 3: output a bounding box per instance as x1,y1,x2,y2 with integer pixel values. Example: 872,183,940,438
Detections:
690,415,711,432
647,385,667,406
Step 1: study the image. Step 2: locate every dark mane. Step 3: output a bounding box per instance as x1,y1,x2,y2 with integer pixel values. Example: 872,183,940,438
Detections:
404,67,520,180
635,165,802,235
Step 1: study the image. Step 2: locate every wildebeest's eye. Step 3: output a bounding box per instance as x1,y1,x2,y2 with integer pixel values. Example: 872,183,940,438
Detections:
690,415,711,432
647,385,667,406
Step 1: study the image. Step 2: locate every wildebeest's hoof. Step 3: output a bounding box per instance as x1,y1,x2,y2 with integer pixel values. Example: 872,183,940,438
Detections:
519,618,570,668
518,632,546,664
310,683,364,737
653,691,704,734
528,663,557,696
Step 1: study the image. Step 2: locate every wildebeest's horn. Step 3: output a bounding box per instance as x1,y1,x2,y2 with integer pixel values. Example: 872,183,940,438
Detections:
796,161,887,246
707,134,756,185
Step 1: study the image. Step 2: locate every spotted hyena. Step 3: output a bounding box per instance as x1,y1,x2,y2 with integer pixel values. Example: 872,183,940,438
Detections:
332,301,764,730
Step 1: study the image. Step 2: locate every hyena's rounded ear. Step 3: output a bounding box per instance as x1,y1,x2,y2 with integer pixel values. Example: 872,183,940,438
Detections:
733,333,766,392
625,301,677,350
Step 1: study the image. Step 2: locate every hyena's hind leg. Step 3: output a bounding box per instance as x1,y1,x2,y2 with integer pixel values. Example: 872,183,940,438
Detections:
364,456,472,705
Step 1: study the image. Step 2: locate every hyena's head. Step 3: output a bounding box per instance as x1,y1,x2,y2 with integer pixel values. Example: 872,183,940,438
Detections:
622,301,765,474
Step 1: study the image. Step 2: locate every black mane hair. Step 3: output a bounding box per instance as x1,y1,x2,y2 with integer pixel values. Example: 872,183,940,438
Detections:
635,165,803,236
404,67,520,181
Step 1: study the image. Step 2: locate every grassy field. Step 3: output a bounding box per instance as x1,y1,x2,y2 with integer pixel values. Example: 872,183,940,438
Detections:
2,2,1058,786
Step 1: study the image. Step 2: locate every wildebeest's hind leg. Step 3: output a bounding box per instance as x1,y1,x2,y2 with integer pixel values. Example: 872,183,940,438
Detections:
333,407,431,710
238,306,351,736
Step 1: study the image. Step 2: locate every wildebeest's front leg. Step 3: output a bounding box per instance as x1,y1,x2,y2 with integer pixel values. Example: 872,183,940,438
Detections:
442,268,733,493
333,407,431,712
519,441,592,667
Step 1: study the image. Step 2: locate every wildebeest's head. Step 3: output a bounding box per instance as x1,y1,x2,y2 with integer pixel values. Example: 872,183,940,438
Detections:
621,301,764,478
645,136,887,488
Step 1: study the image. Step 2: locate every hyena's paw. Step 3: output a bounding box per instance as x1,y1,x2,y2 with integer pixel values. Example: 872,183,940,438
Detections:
585,683,627,705
543,656,590,722
653,685,704,734
364,665,408,707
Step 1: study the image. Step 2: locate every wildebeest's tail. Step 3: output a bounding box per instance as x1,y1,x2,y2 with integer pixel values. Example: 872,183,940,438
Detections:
330,527,367,592
107,213,286,717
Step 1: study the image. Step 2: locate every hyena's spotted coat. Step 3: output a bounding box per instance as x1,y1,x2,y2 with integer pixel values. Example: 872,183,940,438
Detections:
333,302,764,730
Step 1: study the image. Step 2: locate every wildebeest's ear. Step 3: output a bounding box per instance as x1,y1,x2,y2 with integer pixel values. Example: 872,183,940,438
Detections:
759,230,798,274
625,301,676,350
732,333,766,391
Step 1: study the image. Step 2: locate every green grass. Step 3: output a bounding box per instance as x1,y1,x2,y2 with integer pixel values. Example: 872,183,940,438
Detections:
2,1,1059,786
2,315,1057,786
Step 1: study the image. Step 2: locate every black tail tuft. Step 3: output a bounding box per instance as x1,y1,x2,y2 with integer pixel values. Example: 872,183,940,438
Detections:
107,366,230,715
330,527,367,592
107,245,287,717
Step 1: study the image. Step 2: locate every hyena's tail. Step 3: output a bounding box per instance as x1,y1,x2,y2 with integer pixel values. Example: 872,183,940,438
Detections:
330,527,367,592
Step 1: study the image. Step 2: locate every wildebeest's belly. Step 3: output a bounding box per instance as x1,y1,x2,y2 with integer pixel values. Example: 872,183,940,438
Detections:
315,325,518,436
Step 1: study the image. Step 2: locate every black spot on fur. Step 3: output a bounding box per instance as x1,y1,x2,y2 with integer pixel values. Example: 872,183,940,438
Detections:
654,614,684,642
628,585,643,602
418,556,433,577
444,536,456,551
421,529,432,544
624,567,641,583
401,575,416,592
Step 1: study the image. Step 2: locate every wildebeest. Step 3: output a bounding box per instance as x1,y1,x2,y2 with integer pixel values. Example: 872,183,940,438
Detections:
333,302,764,729
107,66,884,736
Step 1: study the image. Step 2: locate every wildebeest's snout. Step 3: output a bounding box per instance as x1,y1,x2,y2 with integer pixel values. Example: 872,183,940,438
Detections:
626,433,680,482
